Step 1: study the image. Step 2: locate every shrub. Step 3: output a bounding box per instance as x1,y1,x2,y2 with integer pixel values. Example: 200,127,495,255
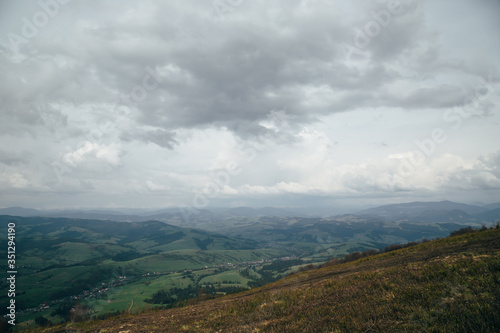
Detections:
449,226,476,237
35,316,51,327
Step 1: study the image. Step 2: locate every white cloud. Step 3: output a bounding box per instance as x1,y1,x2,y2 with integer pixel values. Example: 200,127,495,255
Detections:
145,180,169,191
0,171,29,189
62,142,121,167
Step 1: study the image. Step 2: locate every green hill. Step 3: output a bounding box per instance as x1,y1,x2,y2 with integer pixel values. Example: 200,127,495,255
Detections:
30,227,500,332
0,215,283,326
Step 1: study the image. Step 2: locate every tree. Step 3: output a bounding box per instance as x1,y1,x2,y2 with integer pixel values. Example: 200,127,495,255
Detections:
449,226,476,237
0,317,12,332
34,315,51,327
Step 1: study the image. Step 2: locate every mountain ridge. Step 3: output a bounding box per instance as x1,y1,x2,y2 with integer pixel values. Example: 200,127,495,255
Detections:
3,200,500,222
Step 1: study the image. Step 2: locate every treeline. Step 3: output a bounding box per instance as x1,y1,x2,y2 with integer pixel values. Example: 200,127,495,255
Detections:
145,285,198,305
145,284,248,306
261,259,303,272
84,284,249,324
449,224,499,236
239,260,303,288
298,223,500,273
51,300,76,321
112,250,146,261
193,237,214,250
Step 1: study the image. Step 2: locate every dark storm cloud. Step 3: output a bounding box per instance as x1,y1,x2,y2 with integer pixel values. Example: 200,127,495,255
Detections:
395,85,474,109
128,10,350,135
1,0,485,146
4,0,450,145
0,150,32,166
121,128,177,149
0,54,67,135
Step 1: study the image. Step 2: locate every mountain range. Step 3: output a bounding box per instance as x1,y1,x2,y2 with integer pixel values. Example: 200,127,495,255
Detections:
1,200,499,227
356,200,500,223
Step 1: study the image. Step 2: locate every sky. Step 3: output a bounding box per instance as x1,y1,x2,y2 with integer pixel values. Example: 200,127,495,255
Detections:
0,0,499,212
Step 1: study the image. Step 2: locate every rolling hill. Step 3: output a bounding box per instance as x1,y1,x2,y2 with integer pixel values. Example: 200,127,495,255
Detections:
0,215,273,325
30,227,500,332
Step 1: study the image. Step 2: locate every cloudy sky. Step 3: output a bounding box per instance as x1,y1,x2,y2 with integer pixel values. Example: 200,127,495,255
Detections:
0,0,499,212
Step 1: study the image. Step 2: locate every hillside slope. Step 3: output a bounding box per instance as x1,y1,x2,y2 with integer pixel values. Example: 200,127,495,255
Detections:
34,228,500,332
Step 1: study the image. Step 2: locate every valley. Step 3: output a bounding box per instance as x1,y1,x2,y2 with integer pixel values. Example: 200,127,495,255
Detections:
1,200,499,330
23,224,500,332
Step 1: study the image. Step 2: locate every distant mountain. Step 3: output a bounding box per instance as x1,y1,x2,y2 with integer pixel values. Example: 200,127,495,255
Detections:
412,209,472,223
142,207,183,216
474,208,500,222
0,207,43,216
3,201,498,227
0,207,152,222
482,202,500,210
42,210,147,222
357,200,487,221
223,206,298,217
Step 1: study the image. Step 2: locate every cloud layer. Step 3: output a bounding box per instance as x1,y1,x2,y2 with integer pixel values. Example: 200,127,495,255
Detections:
0,0,499,210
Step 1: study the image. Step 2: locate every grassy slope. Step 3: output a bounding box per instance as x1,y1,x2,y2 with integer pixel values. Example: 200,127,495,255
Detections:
32,227,500,332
